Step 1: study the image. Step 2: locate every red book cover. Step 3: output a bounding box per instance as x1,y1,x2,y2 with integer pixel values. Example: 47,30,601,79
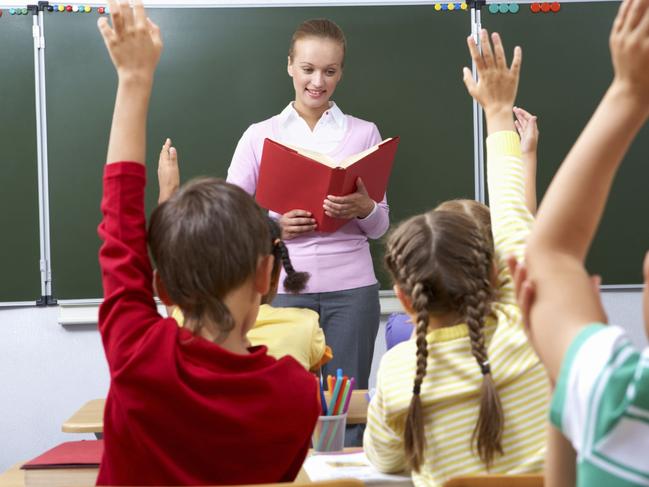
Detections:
22,440,103,469
256,137,399,233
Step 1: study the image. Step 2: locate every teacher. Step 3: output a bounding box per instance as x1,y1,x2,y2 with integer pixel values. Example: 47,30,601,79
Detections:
226,19,388,390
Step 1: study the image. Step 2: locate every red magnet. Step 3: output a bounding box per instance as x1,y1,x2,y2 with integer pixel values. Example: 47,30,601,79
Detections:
550,2,560,11
530,2,541,12
98,6,105,13
66,5,72,11
540,2,551,12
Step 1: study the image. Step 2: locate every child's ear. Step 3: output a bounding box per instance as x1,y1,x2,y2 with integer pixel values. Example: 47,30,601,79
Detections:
153,270,174,306
394,284,415,314
254,255,274,296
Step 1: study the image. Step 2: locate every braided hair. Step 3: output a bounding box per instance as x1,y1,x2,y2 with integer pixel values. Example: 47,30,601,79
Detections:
384,200,503,470
267,218,310,294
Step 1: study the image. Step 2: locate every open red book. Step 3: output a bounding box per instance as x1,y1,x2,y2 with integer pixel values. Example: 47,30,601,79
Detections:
256,137,399,233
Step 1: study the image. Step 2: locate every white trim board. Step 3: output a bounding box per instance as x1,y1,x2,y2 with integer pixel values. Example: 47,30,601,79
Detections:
58,292,403,325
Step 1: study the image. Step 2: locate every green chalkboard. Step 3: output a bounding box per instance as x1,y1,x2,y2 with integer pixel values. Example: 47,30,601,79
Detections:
0,13,41,303
44,6,475,300
484,1,648,285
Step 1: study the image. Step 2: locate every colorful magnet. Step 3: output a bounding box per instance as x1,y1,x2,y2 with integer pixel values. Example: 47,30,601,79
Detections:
72,5,79,12
47,5,54,11
0,9,3,17
21,7,28,14
461,2,468,9
98,6,105,13
448,3,455,10
85,6,91,12
509,3,520,12
530,2,541,12
499,3,509,12
550,1,560,11
66,5,72,12
58,4,64,11
540,2,551,12
488,3,499,13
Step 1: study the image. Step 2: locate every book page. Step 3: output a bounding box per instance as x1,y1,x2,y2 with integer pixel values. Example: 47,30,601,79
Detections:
284,138,393,169
303,451,412,485
338,138,393,169
283,144,338,168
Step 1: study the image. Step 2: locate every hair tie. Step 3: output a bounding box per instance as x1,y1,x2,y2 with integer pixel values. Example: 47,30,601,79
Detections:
272,238,281,247
480,360,491,375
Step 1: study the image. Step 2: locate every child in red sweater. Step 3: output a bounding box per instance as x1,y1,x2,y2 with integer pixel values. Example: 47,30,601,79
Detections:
95,1,319,485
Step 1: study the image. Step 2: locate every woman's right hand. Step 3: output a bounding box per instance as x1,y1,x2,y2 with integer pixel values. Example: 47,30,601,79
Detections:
279,210,317,240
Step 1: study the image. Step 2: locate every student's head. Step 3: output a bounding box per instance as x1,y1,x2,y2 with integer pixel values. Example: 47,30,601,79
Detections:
287,19,346,114
384,201,503,471
148,178,273,341
263,218,310,304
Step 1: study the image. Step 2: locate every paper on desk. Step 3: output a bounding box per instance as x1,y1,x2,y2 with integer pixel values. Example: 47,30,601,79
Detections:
303,451,413,485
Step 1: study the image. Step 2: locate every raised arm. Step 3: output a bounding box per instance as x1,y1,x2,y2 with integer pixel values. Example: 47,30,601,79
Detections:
464,31,533,303
96,0,163,372
514,106,539,215
98,0,162,165
157,138,179,204
525,0,649,381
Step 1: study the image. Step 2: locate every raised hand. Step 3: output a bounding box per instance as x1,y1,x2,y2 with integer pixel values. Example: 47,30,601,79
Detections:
513,107,539,155
158,138,179,204
97,0,163,82
610,0,649,109
463,30,522,133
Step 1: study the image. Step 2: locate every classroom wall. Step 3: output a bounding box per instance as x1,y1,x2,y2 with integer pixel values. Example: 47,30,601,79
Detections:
1,290,647,472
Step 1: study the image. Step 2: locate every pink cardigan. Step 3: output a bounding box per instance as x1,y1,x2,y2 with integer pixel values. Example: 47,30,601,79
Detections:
227,113,389,294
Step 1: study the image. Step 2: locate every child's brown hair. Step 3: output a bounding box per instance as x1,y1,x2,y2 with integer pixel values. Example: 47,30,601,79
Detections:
148,178,271,341
384,200,504,471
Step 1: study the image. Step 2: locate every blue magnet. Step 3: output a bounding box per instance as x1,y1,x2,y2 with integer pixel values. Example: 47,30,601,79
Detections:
488,3,499,13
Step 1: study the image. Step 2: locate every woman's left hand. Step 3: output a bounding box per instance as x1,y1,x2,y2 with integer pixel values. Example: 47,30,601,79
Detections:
323,178,375,219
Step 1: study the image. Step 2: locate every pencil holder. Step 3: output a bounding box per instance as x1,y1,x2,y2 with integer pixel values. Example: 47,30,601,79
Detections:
312,413,347,452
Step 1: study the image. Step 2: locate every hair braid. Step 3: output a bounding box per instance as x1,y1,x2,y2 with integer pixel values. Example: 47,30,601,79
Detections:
404,281,431,473
461,243,504,468
277,240,310,293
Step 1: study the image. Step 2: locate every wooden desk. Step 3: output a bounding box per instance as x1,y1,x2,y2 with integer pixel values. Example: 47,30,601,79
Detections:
323,390,369,425
61,391,369,437
0,463,24,487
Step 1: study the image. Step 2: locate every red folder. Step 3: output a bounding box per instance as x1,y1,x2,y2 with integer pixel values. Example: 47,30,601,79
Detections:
256,137,399,233
22,440,103,469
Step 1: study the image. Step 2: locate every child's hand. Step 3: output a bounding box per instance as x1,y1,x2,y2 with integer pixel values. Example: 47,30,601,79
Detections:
97,0,162,82
507,256,535,335
158,138,179,204
610,0,649,106
463,30,521,131
513,107,539,155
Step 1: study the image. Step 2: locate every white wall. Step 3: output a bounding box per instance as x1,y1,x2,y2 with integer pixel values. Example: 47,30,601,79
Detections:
0,290,646,472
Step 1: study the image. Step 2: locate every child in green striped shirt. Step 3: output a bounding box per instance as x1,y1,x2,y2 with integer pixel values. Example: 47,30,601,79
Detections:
511,0,649,484
363,32,549,487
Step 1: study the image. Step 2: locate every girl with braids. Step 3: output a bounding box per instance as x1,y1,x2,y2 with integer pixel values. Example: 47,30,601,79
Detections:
364,31,549,486
159,139,328,371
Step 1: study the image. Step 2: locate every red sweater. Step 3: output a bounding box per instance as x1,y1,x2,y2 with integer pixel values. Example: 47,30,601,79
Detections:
96,162,319,486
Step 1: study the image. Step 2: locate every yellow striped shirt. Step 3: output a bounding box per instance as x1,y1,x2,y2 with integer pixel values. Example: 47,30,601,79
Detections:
363,131,549,487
